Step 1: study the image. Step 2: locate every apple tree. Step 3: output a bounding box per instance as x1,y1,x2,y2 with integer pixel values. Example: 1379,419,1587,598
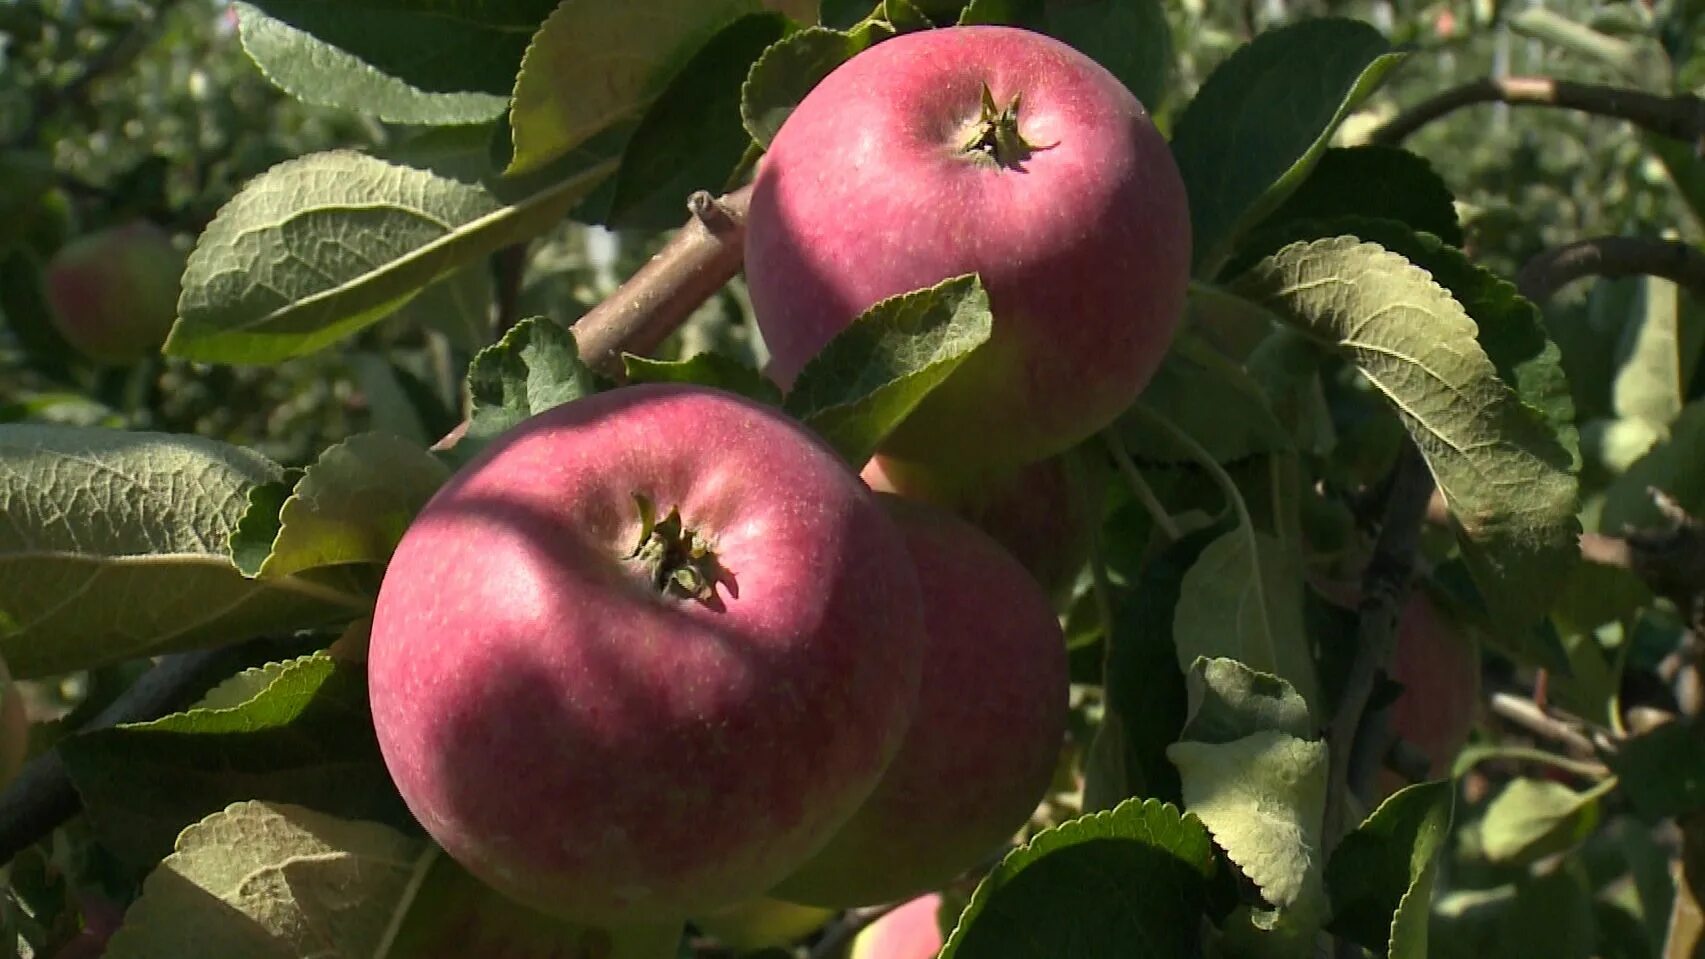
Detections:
1,0,1703,957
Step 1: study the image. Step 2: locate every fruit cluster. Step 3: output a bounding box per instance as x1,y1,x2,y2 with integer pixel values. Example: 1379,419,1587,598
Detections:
365,23,1190,942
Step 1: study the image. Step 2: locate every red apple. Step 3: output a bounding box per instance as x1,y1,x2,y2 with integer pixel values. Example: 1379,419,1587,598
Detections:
1378,592,1480,796
771,496,1068,907
43,221,184,364
861,451,1095,602
368,384,927,924
745,25,1190,471
850,894,946,959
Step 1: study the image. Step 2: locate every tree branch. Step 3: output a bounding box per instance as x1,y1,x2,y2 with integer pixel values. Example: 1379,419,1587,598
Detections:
1516,236,1705,305
570,186,752,377
1370,76,1705,148
1487,692,1600,757
0,637,312,867
1324,442,1435,847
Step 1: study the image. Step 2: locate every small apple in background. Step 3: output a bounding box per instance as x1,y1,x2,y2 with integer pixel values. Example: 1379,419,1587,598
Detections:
368,384,927,924
693,896,834,952
43,220,184,365
862,451,1096,602
850,894,947,959
1378,591,1481,796
745,25,1191,473
771,496,1069,908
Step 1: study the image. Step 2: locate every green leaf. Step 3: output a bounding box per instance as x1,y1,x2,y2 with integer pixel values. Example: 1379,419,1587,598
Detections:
938,798,1215,959
1172,528,1320,719
1479,777,1612,866
623,353,782,405
507,0,760,176
60,655,410,867
741,23,889,148
0,427,361,678
607,14,787,229
1327,781,1455,959
1605,721,1705,822
235,433,450,581
1167,730,1330,945
1170,19,1405,274
461,316,598,454
1601,397,1705,531
1117,332,1292,464
235,2,521,124
782,274,994,466
388,851,684,959
958,0,1173,108
164,149,615,365
1611,277,1685,428
1232,236,1581,631
1180,657,1312,745
103,801,429,959
1255,146,1463,250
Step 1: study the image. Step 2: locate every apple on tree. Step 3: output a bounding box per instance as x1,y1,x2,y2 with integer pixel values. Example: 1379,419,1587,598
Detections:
367,384,928,925
850,893,947,959
43,220,184,365
1378,591,1481,796
746,25,1191,472
771,495,1069,908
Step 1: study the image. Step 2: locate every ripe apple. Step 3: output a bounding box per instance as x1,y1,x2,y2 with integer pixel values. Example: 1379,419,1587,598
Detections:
43,221,184,364
861,451,1095,602
771,496,1068,907
368,384,927,924
850,894,946,959
746,25,1190,471
694,896,834,951
1378,592,1480,796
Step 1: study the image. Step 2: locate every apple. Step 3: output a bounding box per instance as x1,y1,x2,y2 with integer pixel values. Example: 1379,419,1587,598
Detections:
772,496,1068,907
861,451,1095,601
1378,592,1480,796
368,383,927,925
43,221,184,364
745,25,1190,471
694,896,834,951
850,894,946,959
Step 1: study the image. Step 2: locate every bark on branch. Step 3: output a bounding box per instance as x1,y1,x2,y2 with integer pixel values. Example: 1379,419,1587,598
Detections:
1517,236,1705,305
1370,76,1705,149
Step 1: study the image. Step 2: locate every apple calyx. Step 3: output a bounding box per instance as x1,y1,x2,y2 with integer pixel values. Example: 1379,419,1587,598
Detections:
960,85,1045,169
627,494,721,602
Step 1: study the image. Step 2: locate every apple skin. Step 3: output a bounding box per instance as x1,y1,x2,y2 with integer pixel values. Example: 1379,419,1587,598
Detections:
861,451,1094,602
746,25,1190,471
43,221,184,364
694,896,834,951
850,894,946,959
771,496,1068,907
368,384,927,925
1378,593,1480,796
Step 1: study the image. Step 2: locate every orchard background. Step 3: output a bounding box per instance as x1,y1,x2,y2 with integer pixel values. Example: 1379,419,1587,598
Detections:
2,0,1705,956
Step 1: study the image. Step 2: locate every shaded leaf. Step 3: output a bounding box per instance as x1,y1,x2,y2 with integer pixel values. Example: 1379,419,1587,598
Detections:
61,654,411,867
461,316,598,454
1602,398,1705,531
741,23,890,147
507,0,760,175
1606,721,1705,822
1171,19,1405,273
1180,656,1312,745
0,427,359,678
783,274,993,466
958,0,1172,108
1327,781,1455,958
1479,777,1610,866
1173,528,1320,718
165,150,615,365
1233,236,1580,630
1117,332,1291,464
939,798,1215,959
1257,146,1462,249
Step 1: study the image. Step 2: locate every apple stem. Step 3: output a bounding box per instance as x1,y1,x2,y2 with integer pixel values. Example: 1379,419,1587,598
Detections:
961,85,1047,169
626,495,722,602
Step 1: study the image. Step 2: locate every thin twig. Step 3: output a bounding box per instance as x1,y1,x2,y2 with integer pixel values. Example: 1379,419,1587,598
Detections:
1516,236,1705,305
571,186,752,377
1488,692,1599,757
1370,75,1705,147
808,902,906,959
1324,442,1435,847
0,637,309,866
